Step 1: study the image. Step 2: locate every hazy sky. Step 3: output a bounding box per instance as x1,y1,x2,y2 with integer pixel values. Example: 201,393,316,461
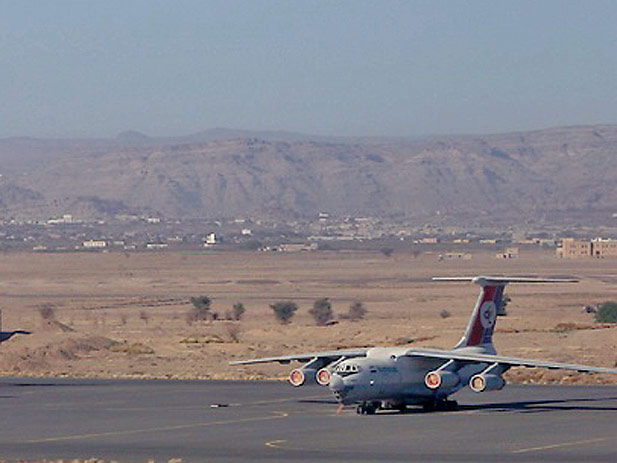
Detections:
1,0,616,138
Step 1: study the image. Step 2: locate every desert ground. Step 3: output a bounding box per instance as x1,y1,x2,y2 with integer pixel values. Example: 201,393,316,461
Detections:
0,248,616,384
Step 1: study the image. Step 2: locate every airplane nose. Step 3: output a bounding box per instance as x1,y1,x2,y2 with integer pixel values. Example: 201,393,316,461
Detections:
328,375,346,402
329,374,344,392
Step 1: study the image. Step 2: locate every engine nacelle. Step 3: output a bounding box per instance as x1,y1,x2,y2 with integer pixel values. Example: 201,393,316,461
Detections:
288,368,317,387
424,370,460,390
316,368,332,386
469,374,505,393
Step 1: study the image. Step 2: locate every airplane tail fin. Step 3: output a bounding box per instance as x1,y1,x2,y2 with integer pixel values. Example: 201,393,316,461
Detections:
433,276,578,351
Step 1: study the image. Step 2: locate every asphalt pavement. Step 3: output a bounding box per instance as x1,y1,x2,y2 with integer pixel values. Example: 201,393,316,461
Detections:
1,377,616,462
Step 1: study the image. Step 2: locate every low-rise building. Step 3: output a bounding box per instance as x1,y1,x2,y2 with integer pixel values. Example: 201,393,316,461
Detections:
421,237,439,244
590,238,617,258
557,238,617,258
146,243,168,250
277,243,318,252
83,240,107,249
496,247,519,259
440,252,472,260
204,233,218,246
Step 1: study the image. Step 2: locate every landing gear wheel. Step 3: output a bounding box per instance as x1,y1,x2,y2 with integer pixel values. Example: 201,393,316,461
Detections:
445,399,458,411
356,401,379,415
365,401,378,415
422,401,436,413
422,399,458,412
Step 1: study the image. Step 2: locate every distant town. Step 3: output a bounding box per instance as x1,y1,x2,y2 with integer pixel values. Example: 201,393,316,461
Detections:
1,212,616,258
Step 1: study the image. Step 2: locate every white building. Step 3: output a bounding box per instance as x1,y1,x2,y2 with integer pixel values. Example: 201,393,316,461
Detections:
83,240,107,249
205,233,218,246
146,243,168,250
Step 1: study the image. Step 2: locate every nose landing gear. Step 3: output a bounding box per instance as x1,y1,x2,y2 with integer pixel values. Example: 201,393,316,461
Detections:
356,401,380,415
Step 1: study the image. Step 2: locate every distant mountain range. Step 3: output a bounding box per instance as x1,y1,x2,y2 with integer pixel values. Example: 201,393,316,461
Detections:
0,125,616,222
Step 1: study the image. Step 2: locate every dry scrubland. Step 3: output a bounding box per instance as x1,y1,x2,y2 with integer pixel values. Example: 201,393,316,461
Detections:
0,249,616,384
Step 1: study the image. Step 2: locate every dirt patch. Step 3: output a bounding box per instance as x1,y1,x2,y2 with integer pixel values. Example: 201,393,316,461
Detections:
235,279,281,285
0,250,616,383
110,341,155,355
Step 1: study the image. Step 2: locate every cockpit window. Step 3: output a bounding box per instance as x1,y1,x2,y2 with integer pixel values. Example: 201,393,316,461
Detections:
335,363,362,377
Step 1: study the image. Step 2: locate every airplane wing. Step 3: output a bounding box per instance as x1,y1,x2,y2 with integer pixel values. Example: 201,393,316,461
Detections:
229,348,369,365
404,348,617,374
0,330,32,343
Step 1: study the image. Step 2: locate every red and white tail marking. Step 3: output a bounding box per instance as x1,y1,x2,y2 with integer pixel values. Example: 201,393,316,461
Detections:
432,276,578,350
461,283,502,347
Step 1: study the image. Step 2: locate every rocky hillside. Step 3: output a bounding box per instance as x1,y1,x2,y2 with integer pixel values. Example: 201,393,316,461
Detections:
0,125,616,221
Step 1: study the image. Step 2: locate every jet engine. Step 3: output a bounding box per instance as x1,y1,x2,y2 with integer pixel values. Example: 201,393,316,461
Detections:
469,374,505,392
288,368,317,387
424,370,460,390
316,368,332,386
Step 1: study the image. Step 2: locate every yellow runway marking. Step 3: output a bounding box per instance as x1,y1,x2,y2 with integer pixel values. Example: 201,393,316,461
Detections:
102,394,330,411
26,411,288,444
230,394,330,407
513,436,613,454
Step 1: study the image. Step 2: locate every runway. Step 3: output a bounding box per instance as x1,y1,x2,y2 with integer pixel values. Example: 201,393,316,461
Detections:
1,377,616,462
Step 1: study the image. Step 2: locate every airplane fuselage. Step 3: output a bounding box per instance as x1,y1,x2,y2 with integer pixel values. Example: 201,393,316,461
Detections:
329,347,495,406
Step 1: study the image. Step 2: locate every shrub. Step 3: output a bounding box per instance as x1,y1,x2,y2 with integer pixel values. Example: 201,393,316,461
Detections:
270,301,298,324
191,295,211,311
594,302,617,323
309,298,333,326
345,301,367,321
188,295,213,322
380,247,394,257
111,342,154,355
225,322,241,343
439,309,451,319
232,302,246,321
38,303,56,321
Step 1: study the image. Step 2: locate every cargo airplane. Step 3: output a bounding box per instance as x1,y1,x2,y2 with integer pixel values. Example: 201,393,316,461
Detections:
231,276,617,414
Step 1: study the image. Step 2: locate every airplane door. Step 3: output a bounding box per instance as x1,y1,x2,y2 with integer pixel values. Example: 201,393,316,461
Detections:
368,365,386,395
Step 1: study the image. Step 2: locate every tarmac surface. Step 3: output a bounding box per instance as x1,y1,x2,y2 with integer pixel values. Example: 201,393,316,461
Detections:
1,377,617,462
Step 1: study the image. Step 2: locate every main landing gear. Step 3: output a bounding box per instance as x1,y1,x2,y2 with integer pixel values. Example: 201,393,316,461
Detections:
356,399,457,415
422,399,458,412
356,401,380,415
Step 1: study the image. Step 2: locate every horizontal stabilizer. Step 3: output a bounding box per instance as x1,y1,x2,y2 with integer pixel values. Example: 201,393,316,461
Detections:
433,276,578,286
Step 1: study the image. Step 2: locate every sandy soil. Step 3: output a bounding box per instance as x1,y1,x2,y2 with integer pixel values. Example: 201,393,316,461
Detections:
0,249,615,384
